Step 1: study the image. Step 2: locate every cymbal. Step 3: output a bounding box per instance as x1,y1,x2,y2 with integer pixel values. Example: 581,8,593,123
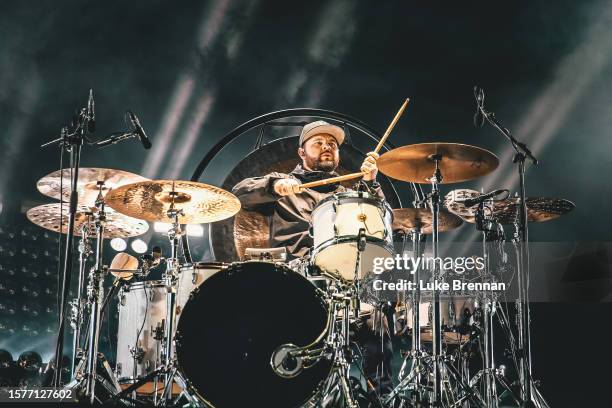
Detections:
26,203,149,238
37,168,148,206
105,180,241,224
445,189,575,224
378,143,499,184
392,208,463,234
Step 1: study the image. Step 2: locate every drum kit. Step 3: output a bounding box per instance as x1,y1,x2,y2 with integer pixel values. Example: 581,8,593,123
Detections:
27,95,576,407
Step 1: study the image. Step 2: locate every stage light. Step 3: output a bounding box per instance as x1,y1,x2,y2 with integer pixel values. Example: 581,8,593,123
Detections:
0,349,13,368
131,239,148,254
110,237,127,252
17,351,42,371
186,224,204,237
154,222,172,233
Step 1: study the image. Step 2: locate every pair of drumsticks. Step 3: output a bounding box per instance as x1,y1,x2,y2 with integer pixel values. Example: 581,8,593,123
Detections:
296,98,410,192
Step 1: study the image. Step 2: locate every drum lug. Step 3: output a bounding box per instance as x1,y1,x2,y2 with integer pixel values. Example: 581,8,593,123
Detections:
188,286,200,301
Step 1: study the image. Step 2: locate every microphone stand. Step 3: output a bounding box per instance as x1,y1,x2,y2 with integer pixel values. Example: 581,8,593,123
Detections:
475,87,545,408
41,97,94,388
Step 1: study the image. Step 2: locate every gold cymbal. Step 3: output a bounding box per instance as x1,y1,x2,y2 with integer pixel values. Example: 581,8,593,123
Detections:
26,203,149,238
105,180,241,224
378,143,499,184
445,189,575,224
392,208,463,234
37,168,148,206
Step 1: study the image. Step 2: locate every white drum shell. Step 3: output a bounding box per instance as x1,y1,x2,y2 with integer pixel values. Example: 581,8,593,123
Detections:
115,263,225,384
311,193,394,280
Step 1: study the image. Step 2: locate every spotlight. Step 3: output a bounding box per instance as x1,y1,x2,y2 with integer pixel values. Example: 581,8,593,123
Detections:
0,349,13,368
110,237,127,252
153,222,172,233
17,351,42,372
131,239,148,254
186,224,204,237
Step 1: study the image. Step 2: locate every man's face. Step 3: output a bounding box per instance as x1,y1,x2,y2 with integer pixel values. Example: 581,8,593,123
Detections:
299,134,340,172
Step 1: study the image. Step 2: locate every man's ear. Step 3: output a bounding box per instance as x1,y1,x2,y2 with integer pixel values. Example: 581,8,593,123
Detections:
298,147,305,159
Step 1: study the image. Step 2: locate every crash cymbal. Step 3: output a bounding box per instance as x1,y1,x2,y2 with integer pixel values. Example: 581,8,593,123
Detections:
445,190,575,224
378,143,499,184
105,180,241,224
392,208,463,234
26,203,149,238
37,168,148,206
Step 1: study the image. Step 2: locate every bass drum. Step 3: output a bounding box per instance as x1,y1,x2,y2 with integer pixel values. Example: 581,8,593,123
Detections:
175,261,331,408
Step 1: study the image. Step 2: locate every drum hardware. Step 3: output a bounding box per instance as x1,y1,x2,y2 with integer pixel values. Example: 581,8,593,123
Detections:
70,219,94,378
39,92,97,386
379,143,500,407
474,86,548,408
272,280,361,408
82,184,119,403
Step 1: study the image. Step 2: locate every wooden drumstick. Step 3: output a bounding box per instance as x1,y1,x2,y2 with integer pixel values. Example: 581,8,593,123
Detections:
296,98,410,191
373,97,410,154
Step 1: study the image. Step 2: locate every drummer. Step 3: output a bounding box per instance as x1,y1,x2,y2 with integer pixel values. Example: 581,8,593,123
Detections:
232,120,381,258
232,120,393,400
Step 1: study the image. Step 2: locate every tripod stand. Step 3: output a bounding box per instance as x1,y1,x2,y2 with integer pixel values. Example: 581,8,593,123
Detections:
386,157,486,407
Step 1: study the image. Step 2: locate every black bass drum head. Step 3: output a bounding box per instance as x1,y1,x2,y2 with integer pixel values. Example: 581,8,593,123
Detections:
175,261,331,408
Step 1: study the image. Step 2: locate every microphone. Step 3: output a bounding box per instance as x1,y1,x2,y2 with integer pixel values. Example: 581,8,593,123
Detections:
141,246,162,273
87,89,96,133
473,86,485,128
458,189,508,207
127,110,152,149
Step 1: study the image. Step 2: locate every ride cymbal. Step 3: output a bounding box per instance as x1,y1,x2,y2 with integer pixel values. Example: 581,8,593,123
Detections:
105,180,241,224
378,143,499,184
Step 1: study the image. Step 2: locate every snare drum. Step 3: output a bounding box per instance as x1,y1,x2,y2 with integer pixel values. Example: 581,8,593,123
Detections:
311,192,394,281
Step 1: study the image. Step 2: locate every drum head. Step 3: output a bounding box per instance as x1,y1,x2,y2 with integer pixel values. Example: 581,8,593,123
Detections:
175,261,331,408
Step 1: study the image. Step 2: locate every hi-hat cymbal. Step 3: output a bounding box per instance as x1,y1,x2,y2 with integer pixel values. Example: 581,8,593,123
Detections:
26,203,149,238
37,168,148,206
445,189,575,224
378,143,499,184
105,180,241,224
392,208,463,234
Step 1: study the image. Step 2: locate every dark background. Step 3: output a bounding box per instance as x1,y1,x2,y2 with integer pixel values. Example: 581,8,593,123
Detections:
1,0,611,406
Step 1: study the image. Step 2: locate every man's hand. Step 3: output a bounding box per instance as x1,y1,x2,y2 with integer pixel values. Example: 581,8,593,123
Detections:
360,152,379,181
273,178,302,196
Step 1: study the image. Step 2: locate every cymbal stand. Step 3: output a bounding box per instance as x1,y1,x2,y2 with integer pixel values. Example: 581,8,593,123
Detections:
82,183,121,403
386,158,485,407
394,227,428,405
429,155,444,405
468,203,519,407
157,196,203,407
69,216,94,379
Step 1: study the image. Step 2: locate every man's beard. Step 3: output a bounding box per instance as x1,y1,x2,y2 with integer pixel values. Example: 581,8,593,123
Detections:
313,158,337,172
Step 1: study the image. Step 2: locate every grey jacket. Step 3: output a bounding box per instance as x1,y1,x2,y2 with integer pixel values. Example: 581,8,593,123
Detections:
232,164,383,258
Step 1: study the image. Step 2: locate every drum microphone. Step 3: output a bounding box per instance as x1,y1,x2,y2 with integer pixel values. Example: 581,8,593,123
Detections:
270,344,303,378
457,189,508,207
127,110,152,149
87,89,96,133
141,246,163,273
473,86,485,128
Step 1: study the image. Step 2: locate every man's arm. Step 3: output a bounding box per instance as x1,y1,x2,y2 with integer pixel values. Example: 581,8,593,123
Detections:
232,172,301,209
232,173,284,209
